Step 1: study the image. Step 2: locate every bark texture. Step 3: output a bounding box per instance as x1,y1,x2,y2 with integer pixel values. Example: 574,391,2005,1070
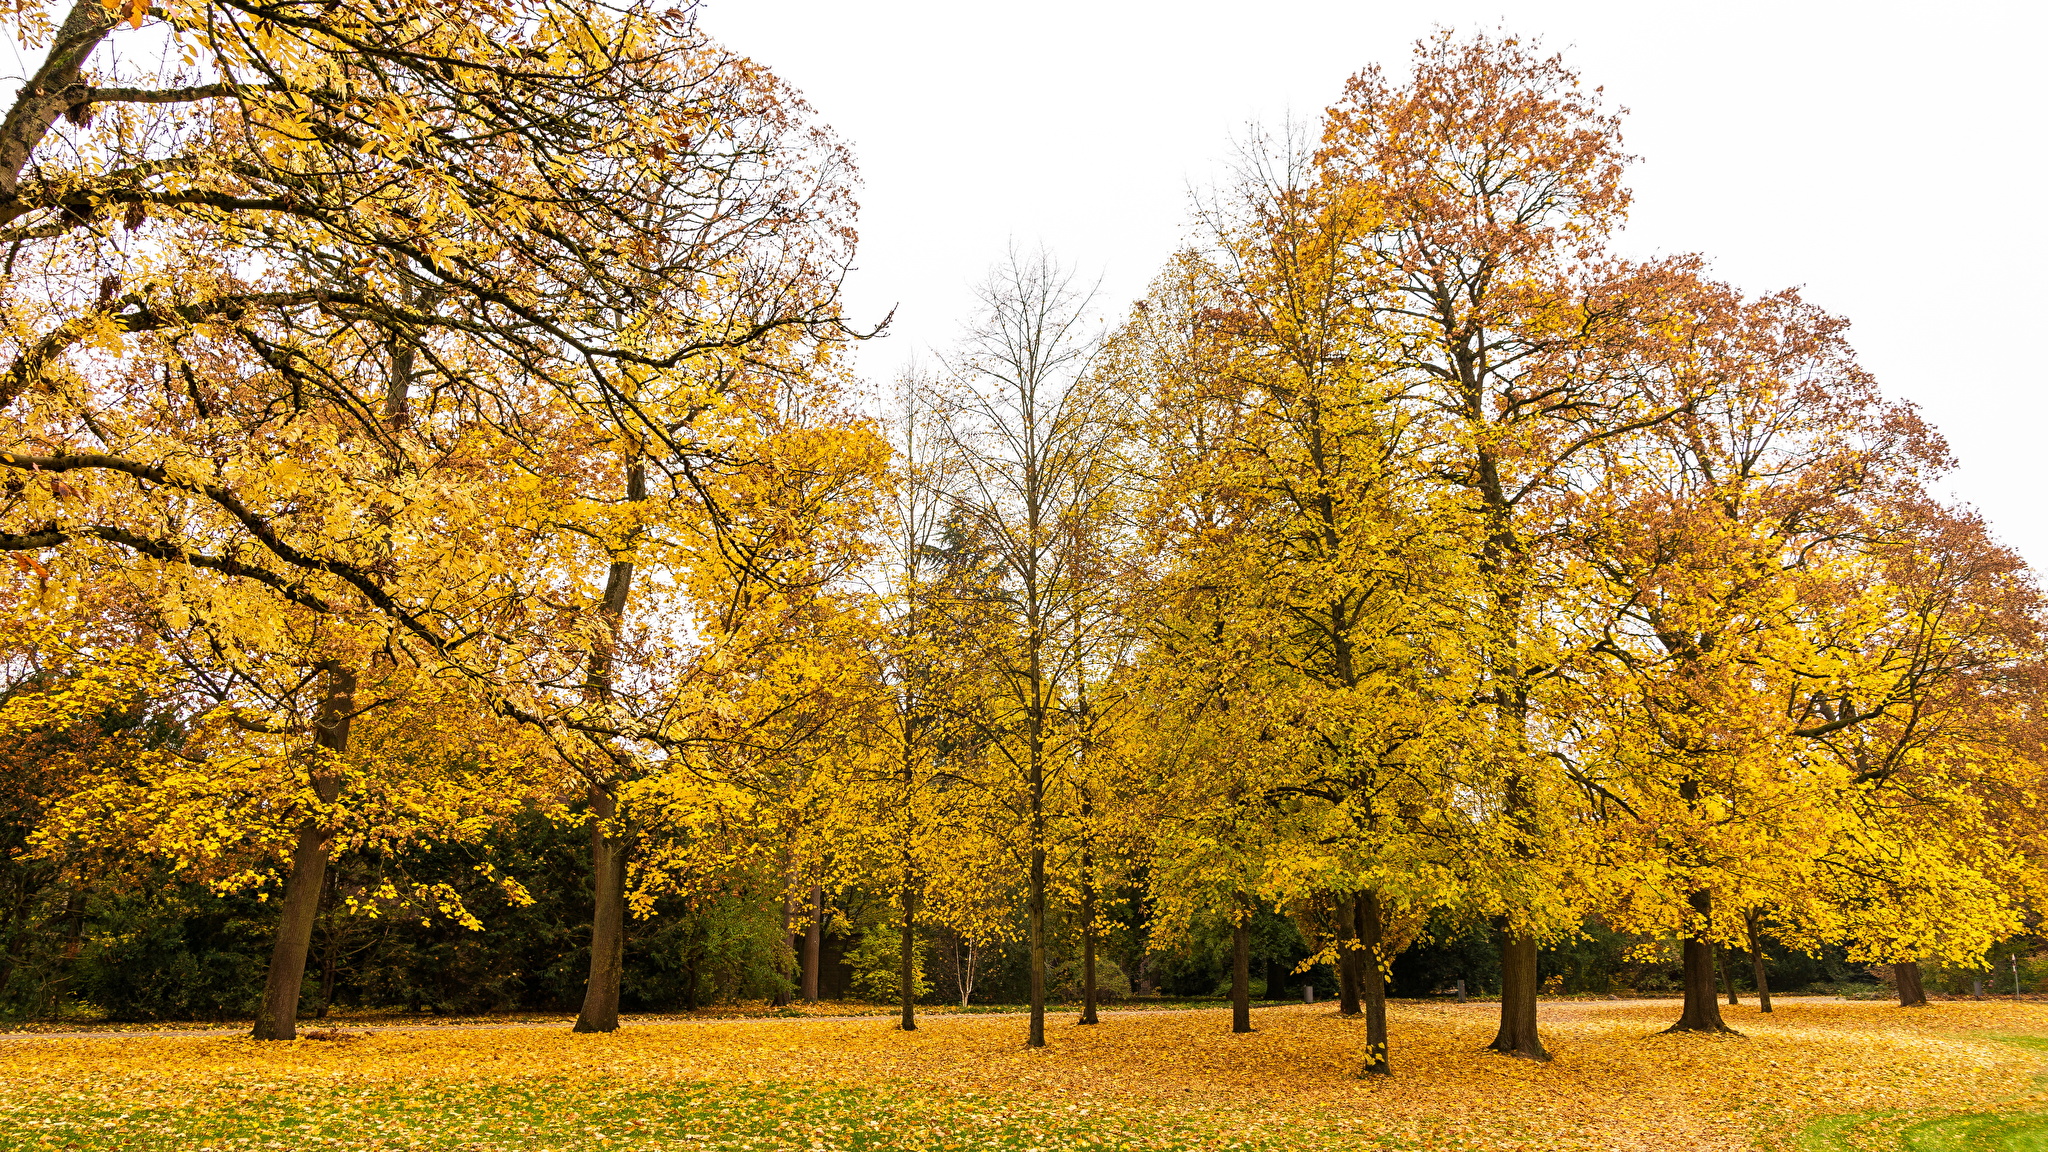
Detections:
898,885,917,1031
251,666,355,1041
1487,927,1550,1059
802,884,823,1003
1664,890,1738,1034
573,460,644,1033
1895,961,1929,1007
1336,893,1362,1016
1231,908,1252,1034
1078,869,1099,1025
1745,910,1772,1013
573,785,629,1033
1357,891,1391,1076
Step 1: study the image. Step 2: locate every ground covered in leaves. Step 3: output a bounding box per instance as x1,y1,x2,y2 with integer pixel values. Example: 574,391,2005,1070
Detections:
2,998,2043,1151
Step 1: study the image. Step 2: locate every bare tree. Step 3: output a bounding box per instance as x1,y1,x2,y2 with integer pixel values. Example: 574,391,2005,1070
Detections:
926,246,1120,1049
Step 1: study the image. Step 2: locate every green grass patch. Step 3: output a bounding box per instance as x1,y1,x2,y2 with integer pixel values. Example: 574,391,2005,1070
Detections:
1794,1035,2048,1152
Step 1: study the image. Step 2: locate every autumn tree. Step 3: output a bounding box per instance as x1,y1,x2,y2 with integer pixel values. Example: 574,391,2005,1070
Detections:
1105,122,1489,1073
1315,31,1709,1059
0,0,862,1038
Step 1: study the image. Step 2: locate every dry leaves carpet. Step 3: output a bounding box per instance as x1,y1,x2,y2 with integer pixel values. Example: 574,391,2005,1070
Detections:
1,998,2042,1151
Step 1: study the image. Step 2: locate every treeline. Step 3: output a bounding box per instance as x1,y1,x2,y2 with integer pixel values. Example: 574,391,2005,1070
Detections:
1,0,2044,1074
1,804,1990,1024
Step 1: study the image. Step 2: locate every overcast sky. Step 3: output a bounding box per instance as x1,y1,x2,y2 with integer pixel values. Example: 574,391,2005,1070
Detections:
706,0,2048,567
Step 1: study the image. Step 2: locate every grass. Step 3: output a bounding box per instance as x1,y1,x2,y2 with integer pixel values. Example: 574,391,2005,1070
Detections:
1791,1034,2048,1152
3,998,2045,1150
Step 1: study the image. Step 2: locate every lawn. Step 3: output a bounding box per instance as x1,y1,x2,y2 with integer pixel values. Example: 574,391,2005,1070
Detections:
2,999,2042,1151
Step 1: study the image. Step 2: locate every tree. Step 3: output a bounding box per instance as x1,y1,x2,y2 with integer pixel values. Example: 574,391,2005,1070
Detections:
924,247,1122,1048
0,0,863,1038
1317,31,1707,1060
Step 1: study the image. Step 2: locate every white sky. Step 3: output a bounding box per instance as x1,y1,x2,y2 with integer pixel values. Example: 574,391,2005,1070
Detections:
706,0,2048,567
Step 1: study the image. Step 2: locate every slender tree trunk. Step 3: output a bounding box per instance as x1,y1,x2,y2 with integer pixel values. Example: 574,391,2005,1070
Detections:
898,882,917,1031
1357,891,1391,1076
1231,902,1252,1034
1972,976,1985,1001
1487,925,1550,1059
1027,838,1046,1046
1746,911,1772,1013
1336,893,1362,1016
802,884,823,1003
252,666,355,1041
1895,961,1928,1007
1078,860,1099,1025
772,894,793,1007
574,784,629,1033
1024,725,1046,1047
1665,890,1737,1034
573,459,645,1032
1720,946,1738,1005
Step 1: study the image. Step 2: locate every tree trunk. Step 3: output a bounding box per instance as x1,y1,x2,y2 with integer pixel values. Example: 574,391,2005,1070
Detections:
1487,925,1550,1059
1336,893,1361,1016
1078,867,1099,1025
772,894,793,1007
574,784,629,1033
1026,838,1046,1046
1972,976,1985,1001
1231,903,1252,1033
1719,946,1738,1005
802,884,823,1003
1895,961,1928,1007
252,666,354,1041
1357,891,1391,1076
573,459,644,1033
898,883,917,1031
1745,910,1772,1013
1664,890,1737,1034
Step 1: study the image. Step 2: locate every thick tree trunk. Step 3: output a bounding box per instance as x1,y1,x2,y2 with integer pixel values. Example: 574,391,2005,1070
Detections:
1745,910,1772,1013
1719,946,1738,1005
252,666,354,1041
1078,868,1099,1025
1336,893,1362,1016
1357,891,1391,1076
1665,890,1737,1034
574,785,629,1033
802,884,823,1003
1231,904,1252,1033
1895,961,1928,1007
898,883,917,1031
1487,926,1550,1059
